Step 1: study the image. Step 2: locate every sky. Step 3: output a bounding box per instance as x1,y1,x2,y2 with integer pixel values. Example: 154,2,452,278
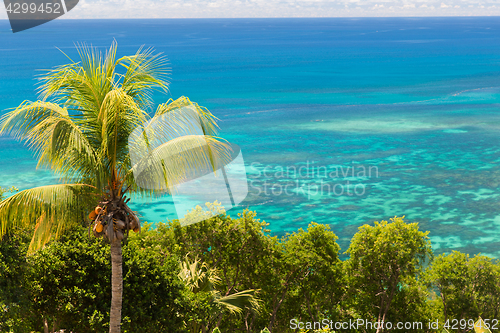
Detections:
1,0,500,19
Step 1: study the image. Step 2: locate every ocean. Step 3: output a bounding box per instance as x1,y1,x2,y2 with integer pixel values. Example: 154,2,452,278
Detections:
1,17,500,256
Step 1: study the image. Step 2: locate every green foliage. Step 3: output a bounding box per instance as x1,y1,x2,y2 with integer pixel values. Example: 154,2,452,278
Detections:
425,251,500,323
179,256,220,294
178,255,261,332
296,325,335,333
22,226,190,332
0,41,233,331
144,205,345,332
150,205,281,331
345,216,433,328
0,229,35,332
122,231,190,332
278,222,345,328
27,226,111,331
4,205,500,333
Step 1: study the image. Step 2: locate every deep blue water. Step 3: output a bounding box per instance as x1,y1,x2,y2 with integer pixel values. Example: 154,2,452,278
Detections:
2,17,500,256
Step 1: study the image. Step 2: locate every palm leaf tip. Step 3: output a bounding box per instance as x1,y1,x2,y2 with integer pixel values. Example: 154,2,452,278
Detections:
0,184,96,253
474,317,493,333
216,289,262,315
178,257,261,315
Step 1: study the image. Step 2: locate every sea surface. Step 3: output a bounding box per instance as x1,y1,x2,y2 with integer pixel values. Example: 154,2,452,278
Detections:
1,17,500,256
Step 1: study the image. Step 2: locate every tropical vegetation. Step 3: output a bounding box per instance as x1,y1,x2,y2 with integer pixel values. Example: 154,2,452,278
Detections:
1,202,499,332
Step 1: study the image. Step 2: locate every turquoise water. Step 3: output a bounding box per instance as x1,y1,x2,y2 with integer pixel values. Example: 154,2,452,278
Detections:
2,18,500,256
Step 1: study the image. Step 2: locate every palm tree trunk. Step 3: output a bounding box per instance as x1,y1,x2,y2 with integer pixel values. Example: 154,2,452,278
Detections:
109,239,123,333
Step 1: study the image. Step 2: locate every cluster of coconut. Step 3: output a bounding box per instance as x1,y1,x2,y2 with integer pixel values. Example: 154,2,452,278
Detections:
89,199,140,242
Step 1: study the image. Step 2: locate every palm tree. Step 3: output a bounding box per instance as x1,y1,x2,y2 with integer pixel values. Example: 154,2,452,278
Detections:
0,42,231,333
178,256,261,333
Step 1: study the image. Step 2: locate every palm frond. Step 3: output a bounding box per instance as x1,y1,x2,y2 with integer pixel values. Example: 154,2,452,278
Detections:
154,96,219,136
0,184,96,253
39,41,169,114
118,45,170,109
178,257,261,315
178,256,221,293
0,100,68,139
38,44,113,113
129,135,232,193
98,87,148,171
0,101,102,184
215,289,261,315
33,43,170,188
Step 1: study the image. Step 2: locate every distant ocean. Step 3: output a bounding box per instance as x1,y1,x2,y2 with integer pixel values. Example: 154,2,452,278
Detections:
2,17,500,256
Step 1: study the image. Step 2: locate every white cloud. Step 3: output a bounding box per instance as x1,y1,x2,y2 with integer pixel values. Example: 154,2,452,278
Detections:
1,0,500,19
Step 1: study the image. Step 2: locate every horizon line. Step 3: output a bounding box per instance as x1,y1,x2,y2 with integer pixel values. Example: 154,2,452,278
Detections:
1,15,500,20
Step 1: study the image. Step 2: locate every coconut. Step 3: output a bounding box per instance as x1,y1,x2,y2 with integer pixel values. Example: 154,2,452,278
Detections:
95,222,104,233
129,218,138,230
89,210,97,220
115,230,124,241
114,219,126,230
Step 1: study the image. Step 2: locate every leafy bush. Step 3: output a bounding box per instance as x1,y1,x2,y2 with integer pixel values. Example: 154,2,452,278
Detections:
26,226,190,332
0,229,35,332
425,251,500,323
345,216,433,329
